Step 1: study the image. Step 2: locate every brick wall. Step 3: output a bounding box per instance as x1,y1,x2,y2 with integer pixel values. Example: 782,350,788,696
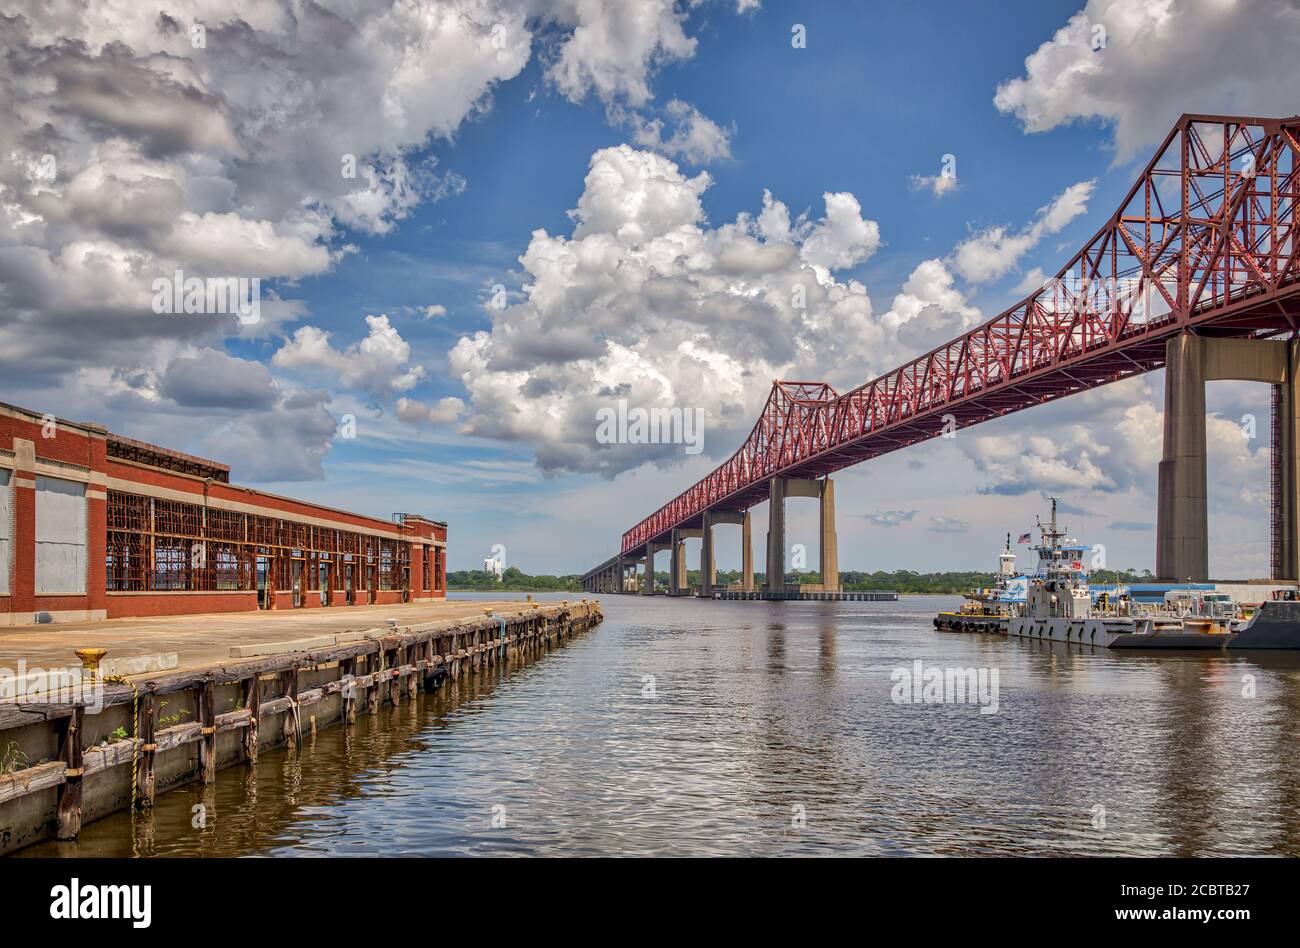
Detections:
2,401,447,624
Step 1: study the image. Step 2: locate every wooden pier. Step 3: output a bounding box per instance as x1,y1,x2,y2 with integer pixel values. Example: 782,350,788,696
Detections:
0,599,602,855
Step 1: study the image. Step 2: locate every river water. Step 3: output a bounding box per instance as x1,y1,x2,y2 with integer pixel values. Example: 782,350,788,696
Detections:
18,592,1300,857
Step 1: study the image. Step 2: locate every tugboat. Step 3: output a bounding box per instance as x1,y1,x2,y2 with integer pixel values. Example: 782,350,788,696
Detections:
1006,499,1300,649
934,534,1027,633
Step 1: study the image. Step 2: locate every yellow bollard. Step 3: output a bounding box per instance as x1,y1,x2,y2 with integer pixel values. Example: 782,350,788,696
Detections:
74,647,108,680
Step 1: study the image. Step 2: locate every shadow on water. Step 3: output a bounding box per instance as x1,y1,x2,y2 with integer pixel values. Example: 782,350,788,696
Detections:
20,658,524,858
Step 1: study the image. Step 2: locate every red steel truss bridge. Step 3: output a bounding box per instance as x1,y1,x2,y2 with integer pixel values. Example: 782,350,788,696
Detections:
615,114,1300,563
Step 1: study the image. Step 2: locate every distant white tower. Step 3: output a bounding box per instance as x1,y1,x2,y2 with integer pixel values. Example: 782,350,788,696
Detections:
483,555,504,579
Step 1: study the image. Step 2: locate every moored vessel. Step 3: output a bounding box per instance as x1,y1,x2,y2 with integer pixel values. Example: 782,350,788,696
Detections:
934,534,1026,633
1006,499,1300,650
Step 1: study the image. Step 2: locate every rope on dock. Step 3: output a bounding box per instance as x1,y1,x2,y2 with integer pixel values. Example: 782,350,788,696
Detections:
102,674,139,857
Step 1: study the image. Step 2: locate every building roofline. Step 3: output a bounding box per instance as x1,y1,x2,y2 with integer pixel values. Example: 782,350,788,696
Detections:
2,397,443,536
0,400,107,437
105,455,441,535
106,432,231,481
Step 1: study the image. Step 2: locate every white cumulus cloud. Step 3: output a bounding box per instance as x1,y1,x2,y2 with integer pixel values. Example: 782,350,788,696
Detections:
274,315,426,399
449,144,889,476
953,180,1095,284
396,396,468,426
994,0,1300,160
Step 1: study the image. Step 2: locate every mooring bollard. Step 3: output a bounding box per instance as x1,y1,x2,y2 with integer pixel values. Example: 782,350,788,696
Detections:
74,647,108,680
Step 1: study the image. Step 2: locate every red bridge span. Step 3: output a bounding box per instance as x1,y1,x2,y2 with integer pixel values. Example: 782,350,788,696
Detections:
584,114,1300,597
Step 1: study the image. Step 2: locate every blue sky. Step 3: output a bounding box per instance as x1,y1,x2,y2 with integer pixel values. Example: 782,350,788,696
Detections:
257,0,1118,564
3,0,1296,576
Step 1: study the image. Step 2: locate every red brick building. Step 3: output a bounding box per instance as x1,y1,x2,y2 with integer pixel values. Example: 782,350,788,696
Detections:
0,400,446,625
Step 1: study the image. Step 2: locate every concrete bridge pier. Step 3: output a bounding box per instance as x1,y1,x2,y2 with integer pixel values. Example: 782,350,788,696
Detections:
764,476,839,595
699,510,745,596
765,476,787,594
742,510,754,591
669,528,701,595
700,516,714,595
644,543,669,594
1157,333,1300,581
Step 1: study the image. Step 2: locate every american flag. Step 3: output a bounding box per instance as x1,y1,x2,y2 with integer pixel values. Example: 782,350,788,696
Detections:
1017,532,1032,544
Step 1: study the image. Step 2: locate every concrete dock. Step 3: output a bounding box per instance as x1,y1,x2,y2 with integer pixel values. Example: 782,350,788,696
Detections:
0,599,553,675
0,598,603,855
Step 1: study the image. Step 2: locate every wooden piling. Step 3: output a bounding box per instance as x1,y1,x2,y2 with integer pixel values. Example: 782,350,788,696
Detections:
282,667,300,751
366,653,380,715
198,679,217,785
243,675,261,765
139,689,157,808
389,643,404,706
55,707,84,839
340,658,357,724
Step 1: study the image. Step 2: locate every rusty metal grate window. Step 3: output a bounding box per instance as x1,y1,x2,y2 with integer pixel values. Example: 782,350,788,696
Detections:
153,498,203,538
207,507,245,543
105,530,148,591
153,540,191,590
107,492,150,532
105,489,411,597
210,542,249,590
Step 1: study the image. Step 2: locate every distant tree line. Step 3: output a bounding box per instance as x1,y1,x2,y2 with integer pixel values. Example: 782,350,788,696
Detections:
447,565,1158,594
447,567,583,592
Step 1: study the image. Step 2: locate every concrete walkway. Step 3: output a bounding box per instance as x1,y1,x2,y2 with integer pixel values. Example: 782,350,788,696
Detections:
0,599,558,675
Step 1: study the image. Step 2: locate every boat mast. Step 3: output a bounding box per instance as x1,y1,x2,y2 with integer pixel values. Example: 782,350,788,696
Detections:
1038,496,1066,551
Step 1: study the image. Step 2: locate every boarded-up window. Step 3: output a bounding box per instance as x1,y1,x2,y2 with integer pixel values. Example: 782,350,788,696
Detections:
35,475,87,595
0,469,11,594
